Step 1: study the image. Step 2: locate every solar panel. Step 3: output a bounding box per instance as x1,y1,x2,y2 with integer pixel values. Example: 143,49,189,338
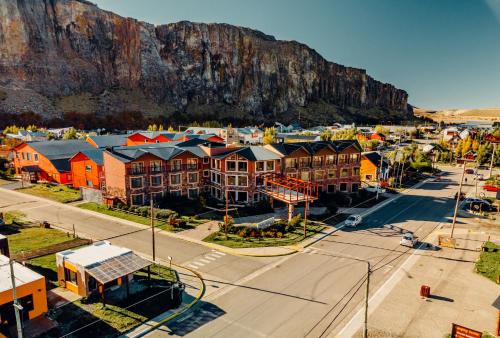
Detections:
85,253,151,284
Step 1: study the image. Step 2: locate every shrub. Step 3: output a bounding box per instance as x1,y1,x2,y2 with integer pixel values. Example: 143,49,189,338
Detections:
288,214,302,228
137,206,150,217
276,232,284,238
155,209,174,220
238,229,248,237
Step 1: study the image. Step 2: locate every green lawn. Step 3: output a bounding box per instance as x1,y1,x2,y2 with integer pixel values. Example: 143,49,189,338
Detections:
4,225,72,255
475,241,500,283
78,202,205,232
203,223,326,248
17,183,81,203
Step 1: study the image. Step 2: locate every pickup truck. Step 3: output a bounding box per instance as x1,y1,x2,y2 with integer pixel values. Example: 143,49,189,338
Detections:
400,232,418,247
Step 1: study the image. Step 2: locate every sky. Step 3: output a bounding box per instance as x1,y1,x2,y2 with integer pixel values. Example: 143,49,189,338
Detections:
92,0,500,110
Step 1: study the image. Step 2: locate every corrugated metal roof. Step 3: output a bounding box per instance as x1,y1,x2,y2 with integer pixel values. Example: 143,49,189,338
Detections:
87,135,127,148
80,149,104,166
27,140,95,159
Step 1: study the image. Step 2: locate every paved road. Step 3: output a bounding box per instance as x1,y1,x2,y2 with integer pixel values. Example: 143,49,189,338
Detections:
146,168,475,338
0,167,475,337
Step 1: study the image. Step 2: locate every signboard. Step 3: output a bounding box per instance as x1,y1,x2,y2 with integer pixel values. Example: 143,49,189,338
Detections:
451,323,482,338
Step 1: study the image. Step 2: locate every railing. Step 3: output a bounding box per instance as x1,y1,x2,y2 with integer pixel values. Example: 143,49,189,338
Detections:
127,163,202,175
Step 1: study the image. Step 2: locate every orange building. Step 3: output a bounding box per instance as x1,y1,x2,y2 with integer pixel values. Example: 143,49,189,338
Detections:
12,140,94,184
360,152,389,182
70,149,104,189
126,131,223,146
0,255,48,328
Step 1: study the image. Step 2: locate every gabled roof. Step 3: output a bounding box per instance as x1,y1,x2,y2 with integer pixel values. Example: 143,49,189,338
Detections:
22,140,95,159
362,152,389,168
105,143,208,163
212,146,281,161
71,149,104,166
268,140,362,156
87,135,127,148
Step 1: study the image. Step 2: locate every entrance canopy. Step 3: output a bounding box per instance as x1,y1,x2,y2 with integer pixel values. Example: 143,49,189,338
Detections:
261,174,318,205
85,252,151,284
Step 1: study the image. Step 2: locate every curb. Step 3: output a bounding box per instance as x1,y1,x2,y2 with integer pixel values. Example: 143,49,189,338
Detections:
124,262,206,338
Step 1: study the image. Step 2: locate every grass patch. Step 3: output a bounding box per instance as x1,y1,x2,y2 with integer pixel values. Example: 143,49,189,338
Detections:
4,225,72,255
17,183,81,203
79,202,205,232
204,222,325,248
475,241,500,283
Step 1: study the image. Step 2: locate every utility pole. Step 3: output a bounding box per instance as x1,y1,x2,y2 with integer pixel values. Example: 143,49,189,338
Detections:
10,260,24,338
363,261,371,338
376,152,384,200
150,193,156,262
451,161,467,238
225,189,229,240
489,143,497,178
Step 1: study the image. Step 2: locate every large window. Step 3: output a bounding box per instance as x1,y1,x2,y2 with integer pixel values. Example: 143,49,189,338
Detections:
188,172,198,184
203,170,209,177
150,161,162,173
301,171,310,181
326,155,336,165
170,173,182,185
170,190,181,197
341,168,349,177
338,154,348,165
187,158,198,170
238,161,248,172
299,157,311,168
266,161,275,171
171,159,182,171
26,153,31,161
340,183,348,192
34,153,39,162
227,175,236,186
352,183,359,192
312,156,323,167
152,192,163,203
188,188,199,199
256,161,265,172
353,168,360,176
130,177,143,188
211,172,221,184
131,162,144,174
350,154,360,164
64,268,77,285
151,175,162,187
85,164,92,172
285,158,298,169
315,171,324,181
238,176,248,187
328,170,336,179
226,161,236,171
131,194,144,205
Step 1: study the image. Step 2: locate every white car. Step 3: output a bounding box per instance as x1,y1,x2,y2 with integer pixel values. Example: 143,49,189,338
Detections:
365,186,386,194
345,214,362,227
400,232,418,247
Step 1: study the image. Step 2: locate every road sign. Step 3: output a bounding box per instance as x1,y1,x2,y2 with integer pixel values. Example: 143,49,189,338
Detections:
451,323,482,338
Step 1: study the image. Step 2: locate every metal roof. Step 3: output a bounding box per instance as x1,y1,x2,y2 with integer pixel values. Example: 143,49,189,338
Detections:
212,146,281,161
79,149,104,166
0,255,44,293
87,135,127,148
85,252,151,284
25,140,95,159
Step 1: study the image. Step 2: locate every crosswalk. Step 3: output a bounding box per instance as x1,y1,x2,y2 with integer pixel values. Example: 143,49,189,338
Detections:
186,250,226,270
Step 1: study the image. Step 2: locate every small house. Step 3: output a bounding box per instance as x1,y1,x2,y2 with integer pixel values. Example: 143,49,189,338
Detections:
56,241,152,298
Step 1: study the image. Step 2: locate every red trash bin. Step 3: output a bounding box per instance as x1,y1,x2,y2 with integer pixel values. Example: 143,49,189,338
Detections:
420,285,430,298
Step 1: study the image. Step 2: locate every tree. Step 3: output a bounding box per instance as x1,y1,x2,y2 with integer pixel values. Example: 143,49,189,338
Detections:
263,127,277,145
147,124,158,131
374,125,390,135
167,125,175,132
320,129,333,141
26,124,38,132
331,128,358,140
3,125,20,134
158,125,164,131
461,136,472,157
63,127,77,140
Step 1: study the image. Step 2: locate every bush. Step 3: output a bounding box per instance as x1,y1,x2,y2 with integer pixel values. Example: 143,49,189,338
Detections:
155,209,175,220
288,214,302,228
137,206,150,217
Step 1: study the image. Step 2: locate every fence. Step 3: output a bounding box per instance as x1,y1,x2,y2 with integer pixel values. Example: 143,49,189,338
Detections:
81,187,103,204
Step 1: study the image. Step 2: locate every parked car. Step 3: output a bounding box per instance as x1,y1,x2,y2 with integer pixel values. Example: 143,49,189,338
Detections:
465,168,475,174
400,232,418,247
345,215,362,227
462,200,493,212
365,186,386,194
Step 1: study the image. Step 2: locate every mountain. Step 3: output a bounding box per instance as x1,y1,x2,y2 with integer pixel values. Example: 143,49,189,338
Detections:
0,0,411,128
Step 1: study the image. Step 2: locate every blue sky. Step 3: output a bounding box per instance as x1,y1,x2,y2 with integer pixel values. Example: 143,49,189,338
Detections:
93,0,500,109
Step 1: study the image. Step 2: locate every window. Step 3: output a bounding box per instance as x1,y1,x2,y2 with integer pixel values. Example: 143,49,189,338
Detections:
341,169,349,177
328,170,336,179
353,168,360,176
315,171,324,181
227,175,236,186
254,193,260,202
285,158,298,169
203,157,209,164
203,170,209,177
350,154,360,164
151,175,162,187
130,177,143,188
238,175,248,187
64,268,78,285
170,190,181,197
26,153,31,161
326,155,336,165
150,161,162,173
338,154,348,164
16,152,19,159
256,161,265,172
131,162,144,174
299,157,311,168
340,183,348,192
211,172,221,184
266,161,274,171
301,171,310,181
21,152,26,160
352,183,359,192
34,153,39,162
327,184,336,193
188,188,199,199
171,159,182,171
187,158,198,170
237,191,248,202
152,192,163,203
188,172,198,183
226,161,236,171
170,173,182,185
86,180,93,187
365,174,373,180
238,161,248,172
211,159,221,170
313,156,323,167
131,194,144,205
85,164,92,172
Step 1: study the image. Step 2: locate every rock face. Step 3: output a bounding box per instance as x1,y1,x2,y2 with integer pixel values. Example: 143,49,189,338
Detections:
0,0,410,125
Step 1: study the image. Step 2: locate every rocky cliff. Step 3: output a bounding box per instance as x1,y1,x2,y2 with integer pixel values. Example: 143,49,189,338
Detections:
0,0,411,126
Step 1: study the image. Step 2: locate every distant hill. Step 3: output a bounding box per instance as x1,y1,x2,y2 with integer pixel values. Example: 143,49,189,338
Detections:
0,0,411,128
414,107,500,123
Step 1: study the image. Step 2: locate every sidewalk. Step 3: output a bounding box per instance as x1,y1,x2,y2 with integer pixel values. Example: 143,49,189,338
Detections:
339,218,500,338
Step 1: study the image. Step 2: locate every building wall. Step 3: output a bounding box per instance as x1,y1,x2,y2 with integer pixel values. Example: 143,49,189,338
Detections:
12,143,67,184
0,277,48,320
360,157,377,182
70,153,103,189
126,134,172,146
103,152,127,204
